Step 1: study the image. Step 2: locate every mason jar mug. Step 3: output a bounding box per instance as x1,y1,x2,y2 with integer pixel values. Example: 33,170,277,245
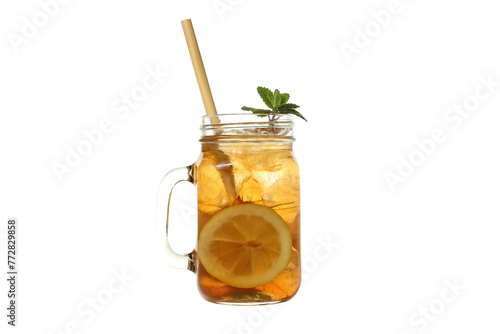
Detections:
156,113,301,305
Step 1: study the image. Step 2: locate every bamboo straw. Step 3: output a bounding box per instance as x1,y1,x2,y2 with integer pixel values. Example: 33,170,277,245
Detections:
181,19,218,119
181,19,237,203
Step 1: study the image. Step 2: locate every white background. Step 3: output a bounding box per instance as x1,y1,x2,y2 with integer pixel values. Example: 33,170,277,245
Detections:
1,0,500,333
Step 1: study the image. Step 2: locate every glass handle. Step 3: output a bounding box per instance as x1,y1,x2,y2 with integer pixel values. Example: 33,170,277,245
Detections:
155,164,196,272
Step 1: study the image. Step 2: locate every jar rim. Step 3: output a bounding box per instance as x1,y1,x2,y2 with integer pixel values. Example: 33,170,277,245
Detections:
200,113,295,139
201,113,294,125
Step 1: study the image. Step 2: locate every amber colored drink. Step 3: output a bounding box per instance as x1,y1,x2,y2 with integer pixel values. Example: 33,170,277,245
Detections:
194,136,301,304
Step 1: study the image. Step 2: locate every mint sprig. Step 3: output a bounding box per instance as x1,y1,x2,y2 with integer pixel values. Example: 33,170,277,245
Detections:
242,86,307,122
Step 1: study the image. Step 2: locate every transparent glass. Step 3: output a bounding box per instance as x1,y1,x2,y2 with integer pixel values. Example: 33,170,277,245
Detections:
156,113,301,305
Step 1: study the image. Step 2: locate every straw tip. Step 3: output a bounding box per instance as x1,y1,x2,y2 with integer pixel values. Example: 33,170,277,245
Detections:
181,18,192,24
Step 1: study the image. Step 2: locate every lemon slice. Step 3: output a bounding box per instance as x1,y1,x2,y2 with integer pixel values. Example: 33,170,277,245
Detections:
198,204,292,288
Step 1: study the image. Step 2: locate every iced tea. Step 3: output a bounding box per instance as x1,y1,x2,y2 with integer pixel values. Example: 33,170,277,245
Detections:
194,136,301,304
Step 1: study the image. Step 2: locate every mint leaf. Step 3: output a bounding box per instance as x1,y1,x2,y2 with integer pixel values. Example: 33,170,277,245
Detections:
280,93,290,104
241,106,271,118
242,86,307,122
272,89,282,108
275,103,300,110
278,109,307,122
241,106,271,113
257,87,274,109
